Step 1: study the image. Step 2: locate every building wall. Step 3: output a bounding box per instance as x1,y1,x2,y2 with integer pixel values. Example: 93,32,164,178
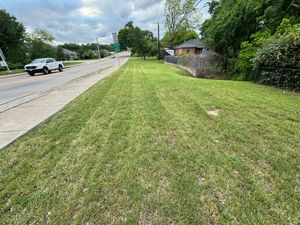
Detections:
175,48,203,56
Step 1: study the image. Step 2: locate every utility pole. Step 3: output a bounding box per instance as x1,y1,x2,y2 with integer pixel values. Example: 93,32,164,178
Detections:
157,21,160,60
155,21,164,60
96,37,101,59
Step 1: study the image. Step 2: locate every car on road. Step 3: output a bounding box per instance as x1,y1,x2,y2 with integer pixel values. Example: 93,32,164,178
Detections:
24,58,64,76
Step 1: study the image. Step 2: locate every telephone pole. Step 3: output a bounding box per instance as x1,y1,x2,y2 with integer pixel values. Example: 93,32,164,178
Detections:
96,37,101,59
155,21,163,60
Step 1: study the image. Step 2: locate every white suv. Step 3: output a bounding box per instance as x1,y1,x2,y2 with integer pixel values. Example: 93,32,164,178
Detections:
24,58,64,76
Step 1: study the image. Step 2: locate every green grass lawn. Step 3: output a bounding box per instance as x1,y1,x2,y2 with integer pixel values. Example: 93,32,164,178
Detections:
63,61,83,67
0,58,299,224
0,69,25,76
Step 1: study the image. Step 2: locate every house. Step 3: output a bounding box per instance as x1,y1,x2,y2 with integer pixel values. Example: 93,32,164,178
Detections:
63,48,78,60
174,39,205,56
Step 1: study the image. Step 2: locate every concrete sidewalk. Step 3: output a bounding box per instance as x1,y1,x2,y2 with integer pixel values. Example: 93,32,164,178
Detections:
0,57,129,149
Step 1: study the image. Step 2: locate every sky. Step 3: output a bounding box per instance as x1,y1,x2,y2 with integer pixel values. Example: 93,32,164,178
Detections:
0,0,210,45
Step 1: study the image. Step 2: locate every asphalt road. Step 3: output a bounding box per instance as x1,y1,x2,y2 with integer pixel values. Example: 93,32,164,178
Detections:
0,53,130,149
0,56,122,112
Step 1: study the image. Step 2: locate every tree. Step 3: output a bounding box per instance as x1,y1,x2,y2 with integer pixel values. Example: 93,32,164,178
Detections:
56,46,66,61
235,29,271,80
164,0,202,47
0,9,26,64
118,21,134,50
118,22,157,59
161,28,199,48
201,0,300,74
130,27,155,60
26,29,56,60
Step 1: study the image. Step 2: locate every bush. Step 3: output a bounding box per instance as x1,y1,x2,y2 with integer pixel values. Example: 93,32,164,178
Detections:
254,21,300,68
7,62,25,70
253,20,300,91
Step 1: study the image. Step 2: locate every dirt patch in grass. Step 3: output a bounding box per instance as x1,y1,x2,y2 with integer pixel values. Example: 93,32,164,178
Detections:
207,108,220,116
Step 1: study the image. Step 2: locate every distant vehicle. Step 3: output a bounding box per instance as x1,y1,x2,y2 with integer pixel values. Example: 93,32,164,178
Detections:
24,58,64,76
111,55,116,59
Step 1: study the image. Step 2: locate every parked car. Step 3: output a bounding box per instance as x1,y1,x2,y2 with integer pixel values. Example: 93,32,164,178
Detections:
24,58,64,76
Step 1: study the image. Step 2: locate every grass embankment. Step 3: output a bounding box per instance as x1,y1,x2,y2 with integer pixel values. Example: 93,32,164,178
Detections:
63,61,83,67
0,58,299,224
0,69,25,76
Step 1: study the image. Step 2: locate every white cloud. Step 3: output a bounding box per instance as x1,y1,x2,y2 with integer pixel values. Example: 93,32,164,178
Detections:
78,7,101,17
0,0,209,44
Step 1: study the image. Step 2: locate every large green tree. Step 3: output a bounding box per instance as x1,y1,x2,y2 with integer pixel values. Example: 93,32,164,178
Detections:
118,21,134,50
118,22,156,59
0,9,26,64
161,28,199,48
26,29,56,60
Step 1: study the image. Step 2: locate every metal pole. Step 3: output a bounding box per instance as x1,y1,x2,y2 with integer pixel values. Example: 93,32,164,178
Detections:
158,21,160,60
96,38,101,59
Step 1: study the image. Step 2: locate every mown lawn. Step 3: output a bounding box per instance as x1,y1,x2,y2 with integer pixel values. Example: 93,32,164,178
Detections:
0,58,299,224
63,61,83,67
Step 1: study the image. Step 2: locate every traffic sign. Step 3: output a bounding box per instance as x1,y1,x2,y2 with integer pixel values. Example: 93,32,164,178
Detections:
112,33,121,53
113,43,121,53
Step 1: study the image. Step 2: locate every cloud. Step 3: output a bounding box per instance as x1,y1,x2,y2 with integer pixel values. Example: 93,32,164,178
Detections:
78,7,101,17
0,0,209,44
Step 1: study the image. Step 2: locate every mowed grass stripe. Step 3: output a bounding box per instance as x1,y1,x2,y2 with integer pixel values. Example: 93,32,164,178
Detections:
0,58,299,224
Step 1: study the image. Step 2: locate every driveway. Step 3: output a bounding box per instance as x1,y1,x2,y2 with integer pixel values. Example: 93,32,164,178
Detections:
0,53,130,149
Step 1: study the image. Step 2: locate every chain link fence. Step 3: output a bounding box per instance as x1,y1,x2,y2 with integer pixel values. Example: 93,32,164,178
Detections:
255,67,300,92
165,51,224,79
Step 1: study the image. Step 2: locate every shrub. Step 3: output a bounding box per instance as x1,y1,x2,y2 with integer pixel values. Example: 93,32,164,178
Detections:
253,20,300,91
254,21,300,69
7,62,25,70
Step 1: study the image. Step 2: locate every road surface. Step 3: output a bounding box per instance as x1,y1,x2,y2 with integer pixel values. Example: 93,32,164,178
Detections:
0,53,130,149
0,56,124,112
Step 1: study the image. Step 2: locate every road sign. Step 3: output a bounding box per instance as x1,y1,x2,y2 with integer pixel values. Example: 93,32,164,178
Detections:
112,33,120,53
113,43,121,53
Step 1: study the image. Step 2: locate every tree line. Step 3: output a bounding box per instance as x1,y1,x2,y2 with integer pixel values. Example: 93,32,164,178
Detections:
201,0,300,80
0,9,113,70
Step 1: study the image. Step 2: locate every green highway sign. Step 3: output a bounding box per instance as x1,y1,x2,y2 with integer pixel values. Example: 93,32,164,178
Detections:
113,43,121,53
112,33,121,53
